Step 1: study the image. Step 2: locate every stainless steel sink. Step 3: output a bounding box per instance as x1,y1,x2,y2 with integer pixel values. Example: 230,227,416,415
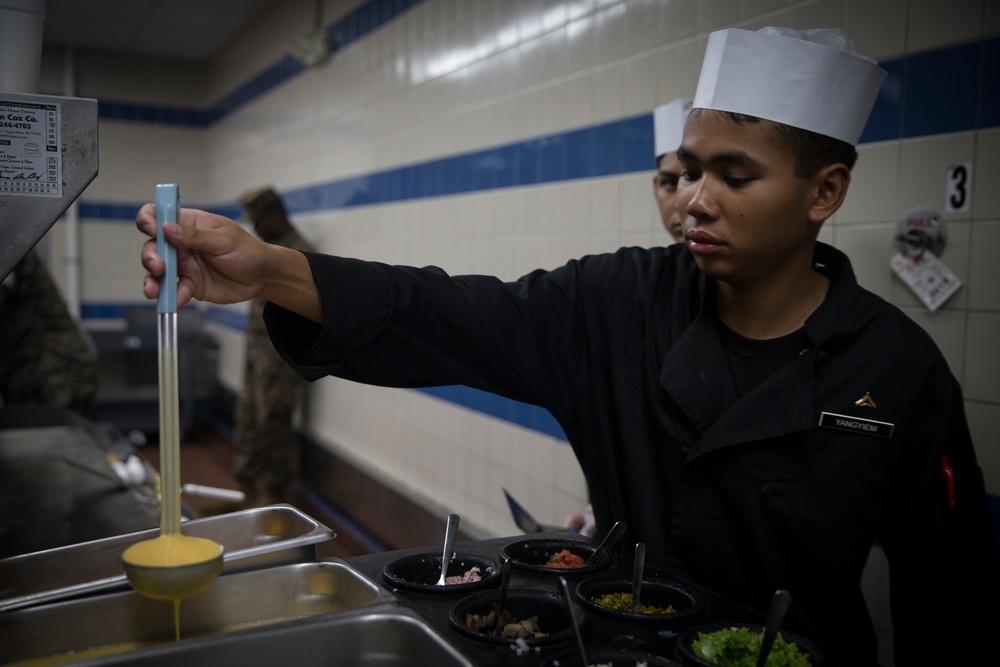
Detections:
0,560,398,665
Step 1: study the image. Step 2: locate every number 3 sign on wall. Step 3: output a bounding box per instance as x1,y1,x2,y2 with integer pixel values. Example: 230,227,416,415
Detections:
945,163,972,214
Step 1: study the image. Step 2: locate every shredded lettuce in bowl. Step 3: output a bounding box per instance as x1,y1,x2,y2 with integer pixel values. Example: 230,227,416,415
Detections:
691,626,812,667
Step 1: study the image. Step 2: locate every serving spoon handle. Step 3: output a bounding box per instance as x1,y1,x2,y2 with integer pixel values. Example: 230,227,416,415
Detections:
584,520,626,566
631,542,646,614
559,576,588,666
435,513,460,586
757,589,792,667
493,557,512,635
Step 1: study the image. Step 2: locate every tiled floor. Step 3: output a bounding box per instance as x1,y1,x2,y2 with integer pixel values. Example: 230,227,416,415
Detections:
136,425,368,559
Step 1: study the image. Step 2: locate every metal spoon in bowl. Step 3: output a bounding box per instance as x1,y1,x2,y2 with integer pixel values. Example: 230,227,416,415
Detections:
583,520,626,566
493,556,512,635
435,513,460,586
559,576,588,667
757,589,792,667
631,541,646,614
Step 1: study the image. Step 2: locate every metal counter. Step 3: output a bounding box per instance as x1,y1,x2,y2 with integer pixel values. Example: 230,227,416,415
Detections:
0,504,819,666
0,409,817,665
0,406,164,560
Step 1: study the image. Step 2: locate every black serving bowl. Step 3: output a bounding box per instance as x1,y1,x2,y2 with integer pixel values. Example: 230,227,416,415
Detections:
500,538,613,576
542,647,684,667
575,575,707,624
448,587,582,647
382,552,500,594
675,621,821,666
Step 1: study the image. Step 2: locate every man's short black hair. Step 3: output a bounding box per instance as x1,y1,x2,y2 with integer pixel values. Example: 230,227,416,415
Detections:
690,109,858,177
241,186,287,221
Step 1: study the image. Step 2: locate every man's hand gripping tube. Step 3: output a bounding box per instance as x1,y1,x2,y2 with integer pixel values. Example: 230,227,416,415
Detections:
155,184,179,314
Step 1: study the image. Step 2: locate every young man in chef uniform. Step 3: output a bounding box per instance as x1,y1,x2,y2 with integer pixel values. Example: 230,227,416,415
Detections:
136,26,999,665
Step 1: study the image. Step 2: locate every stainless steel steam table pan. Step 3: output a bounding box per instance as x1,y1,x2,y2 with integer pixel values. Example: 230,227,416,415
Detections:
95,608,475,667
0,559,405,666
0,503,335,612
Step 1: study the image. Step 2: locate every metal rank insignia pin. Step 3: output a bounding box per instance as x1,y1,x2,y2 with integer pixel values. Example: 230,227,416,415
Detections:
854,391,877,408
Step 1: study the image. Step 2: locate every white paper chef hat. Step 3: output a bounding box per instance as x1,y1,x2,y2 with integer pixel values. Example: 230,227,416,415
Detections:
693,27,887,145
654,98,691,159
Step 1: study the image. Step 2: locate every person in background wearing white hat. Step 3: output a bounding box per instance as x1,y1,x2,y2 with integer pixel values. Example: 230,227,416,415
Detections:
136,26,998,665
652,98,690,243
233,186,315,508
563,98,692,536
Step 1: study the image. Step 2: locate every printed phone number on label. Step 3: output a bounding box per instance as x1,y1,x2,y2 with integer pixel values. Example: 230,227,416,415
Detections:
0,121,34,129
0,184,59,194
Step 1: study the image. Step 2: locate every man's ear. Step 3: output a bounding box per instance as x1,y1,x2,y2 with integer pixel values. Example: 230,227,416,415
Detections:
808,163,851,224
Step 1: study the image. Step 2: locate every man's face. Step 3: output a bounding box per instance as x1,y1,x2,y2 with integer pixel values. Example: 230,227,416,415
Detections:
675,111,822,289
653,152,684,243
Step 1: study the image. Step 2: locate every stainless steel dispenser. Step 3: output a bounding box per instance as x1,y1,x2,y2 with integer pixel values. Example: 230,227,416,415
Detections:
0,90,98,281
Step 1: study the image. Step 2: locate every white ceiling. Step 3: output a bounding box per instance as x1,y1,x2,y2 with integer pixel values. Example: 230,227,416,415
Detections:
41,0,278,63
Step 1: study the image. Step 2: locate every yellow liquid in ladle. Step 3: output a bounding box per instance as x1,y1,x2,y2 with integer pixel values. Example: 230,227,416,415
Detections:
121,310,223,641
122,534,224,638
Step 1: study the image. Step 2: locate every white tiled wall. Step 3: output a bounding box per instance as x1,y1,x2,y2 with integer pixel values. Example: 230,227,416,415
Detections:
37,2,1000,663
907,0,985,52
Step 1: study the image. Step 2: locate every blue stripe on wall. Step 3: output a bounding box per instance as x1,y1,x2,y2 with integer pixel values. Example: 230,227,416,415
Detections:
415,386,566,440
904,42,980,137
81,302,250,332
984,38,1000,129
81,302,132,320
77,29,1000,441
279,114,653,214
203,306,249,331
858,58,904,144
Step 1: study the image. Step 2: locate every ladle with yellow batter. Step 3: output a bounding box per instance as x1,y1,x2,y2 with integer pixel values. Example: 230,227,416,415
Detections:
121,184,224,636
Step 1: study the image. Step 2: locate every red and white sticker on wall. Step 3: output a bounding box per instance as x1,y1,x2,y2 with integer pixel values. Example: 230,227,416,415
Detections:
890,206,962,312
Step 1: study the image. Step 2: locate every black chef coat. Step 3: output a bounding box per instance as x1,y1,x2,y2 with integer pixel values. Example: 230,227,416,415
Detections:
265,242,998,665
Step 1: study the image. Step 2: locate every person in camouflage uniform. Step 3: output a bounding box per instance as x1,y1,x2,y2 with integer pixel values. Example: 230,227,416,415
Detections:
235,187,315,506
0,248,100,419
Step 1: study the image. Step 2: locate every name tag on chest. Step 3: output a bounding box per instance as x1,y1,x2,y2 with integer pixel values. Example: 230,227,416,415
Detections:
818,412,894,438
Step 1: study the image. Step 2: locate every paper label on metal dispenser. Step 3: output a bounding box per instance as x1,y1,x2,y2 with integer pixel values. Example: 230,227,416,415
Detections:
0,99,61,197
